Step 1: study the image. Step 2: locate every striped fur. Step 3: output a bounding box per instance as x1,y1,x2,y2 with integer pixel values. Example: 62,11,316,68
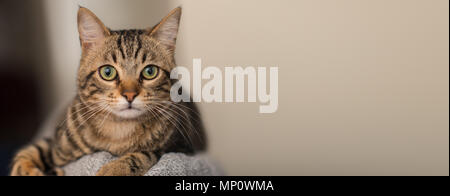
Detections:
10,7,206,176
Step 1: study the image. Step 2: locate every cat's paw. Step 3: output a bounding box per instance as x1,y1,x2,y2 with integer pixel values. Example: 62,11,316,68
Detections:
10,160,45,176
96,160,137,176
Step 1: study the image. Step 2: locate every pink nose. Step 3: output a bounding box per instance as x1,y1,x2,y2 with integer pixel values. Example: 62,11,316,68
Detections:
122,91,137,103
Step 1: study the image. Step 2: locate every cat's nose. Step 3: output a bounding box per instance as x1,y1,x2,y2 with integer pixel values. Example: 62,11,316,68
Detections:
122,91,137,103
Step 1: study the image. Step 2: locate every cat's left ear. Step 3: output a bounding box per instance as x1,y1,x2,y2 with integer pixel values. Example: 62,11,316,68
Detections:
148,7,182,51
77,7,110,51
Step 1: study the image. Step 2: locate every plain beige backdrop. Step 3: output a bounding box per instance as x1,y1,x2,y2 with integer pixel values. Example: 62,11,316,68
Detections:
37,0,448,175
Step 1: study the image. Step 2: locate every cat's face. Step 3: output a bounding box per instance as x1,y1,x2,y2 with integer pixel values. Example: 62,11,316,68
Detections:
76,7,181,119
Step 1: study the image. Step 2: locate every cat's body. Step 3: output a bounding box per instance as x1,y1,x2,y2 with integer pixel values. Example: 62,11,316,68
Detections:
10,7,206,176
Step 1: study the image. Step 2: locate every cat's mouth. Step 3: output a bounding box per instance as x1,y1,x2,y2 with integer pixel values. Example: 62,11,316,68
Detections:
113,105,145,119
118,104,143,113
119,107,140,112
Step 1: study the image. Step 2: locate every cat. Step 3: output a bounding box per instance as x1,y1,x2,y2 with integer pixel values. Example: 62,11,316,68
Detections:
9,7,206,176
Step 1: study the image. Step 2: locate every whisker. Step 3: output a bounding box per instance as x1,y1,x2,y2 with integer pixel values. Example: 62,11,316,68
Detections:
97,109,112,131
151,104,194,148
147,100,203,142
143,105,180,147
150,102,201,139
58,101,105,127
74,103,109,131
147,99,201,117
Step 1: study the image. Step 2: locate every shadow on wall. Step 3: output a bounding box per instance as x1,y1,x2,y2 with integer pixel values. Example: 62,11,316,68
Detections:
0,0,52,176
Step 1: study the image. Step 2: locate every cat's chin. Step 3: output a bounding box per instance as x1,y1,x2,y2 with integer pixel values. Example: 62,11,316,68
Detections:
112,108,145,119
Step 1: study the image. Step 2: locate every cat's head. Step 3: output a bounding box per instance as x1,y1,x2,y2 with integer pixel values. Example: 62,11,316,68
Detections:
76,7,181,119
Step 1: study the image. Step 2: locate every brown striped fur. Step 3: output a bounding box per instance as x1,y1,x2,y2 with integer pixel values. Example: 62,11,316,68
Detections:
10,7,206,176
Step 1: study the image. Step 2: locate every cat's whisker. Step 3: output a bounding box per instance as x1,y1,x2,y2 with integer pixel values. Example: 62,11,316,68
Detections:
151,102,195,131
149,105,191,147
150,101,199,133
74,103,109,131
151,104,194,148
64,103,108,142
164,103,203,140
143,105,158,121
57,101,106,127
97,109,112,131
144,105,180,147
75,102,106,119
159,102,201,126
148,99,201,118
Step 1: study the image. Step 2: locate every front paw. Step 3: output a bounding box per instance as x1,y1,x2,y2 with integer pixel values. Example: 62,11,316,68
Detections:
10,160,64,176
11,160,45,176
96,160,137,176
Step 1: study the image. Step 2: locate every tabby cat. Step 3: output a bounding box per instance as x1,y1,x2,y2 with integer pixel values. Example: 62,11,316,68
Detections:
10,7,206,176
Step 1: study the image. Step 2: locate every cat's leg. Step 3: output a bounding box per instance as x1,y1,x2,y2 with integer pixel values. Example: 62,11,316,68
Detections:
10,139,63,176
96,151,158,176
10,128,91,176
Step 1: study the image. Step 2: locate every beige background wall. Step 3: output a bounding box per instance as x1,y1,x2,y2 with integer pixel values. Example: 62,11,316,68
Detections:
40,0,448,175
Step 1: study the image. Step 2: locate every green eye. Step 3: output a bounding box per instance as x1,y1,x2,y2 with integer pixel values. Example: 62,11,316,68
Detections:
141,65,159,80
99,65,117,81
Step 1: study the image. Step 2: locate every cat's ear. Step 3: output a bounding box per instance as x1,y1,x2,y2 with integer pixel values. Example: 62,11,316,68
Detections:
148,7,182,51
77,7,110,51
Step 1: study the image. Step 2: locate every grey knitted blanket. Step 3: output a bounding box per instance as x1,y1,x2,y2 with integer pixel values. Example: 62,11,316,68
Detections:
36,108,224,176
63,152,224,176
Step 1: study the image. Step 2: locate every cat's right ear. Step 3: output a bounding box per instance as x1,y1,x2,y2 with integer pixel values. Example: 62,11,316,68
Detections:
77,7,110,51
